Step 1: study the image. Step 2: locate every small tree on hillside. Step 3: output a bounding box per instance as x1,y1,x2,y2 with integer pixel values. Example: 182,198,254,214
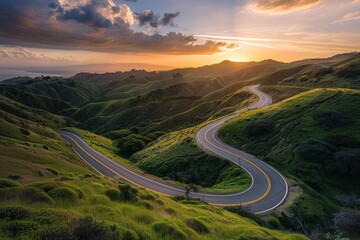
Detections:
184,183,198,199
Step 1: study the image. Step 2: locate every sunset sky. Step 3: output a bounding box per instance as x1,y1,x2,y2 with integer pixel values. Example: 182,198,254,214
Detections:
0,0,359,71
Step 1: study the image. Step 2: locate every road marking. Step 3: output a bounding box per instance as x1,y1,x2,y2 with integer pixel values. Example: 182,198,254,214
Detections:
59,85,288,213
61,133,174,197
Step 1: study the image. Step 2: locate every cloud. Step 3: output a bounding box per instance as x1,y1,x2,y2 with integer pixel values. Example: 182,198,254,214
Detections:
334,11,360,23
248,0,321,14
0,47,71,61
134,10,160,28
134,10,180,28
0,0,229,55
160,12,180,27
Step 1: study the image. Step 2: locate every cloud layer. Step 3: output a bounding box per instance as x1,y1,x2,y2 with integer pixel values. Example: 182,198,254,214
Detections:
249,0,321,13
0,0,229,55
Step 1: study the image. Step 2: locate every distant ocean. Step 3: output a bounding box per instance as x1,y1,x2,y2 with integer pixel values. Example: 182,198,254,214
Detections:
0,69,59,81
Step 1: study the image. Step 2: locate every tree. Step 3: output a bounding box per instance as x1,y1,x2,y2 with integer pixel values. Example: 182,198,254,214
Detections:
118,138,145,156
184,183,198,198
118,184,138,202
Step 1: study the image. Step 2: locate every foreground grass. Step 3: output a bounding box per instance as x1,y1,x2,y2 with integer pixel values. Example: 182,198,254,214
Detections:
0,177,307,240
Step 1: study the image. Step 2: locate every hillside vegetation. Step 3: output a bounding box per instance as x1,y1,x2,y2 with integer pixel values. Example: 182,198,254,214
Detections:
0,96,306,240
219,88,360,234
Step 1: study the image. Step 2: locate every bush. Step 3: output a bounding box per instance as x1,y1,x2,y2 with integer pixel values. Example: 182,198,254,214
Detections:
105,189,120,201
333,208,360,233
296,139,336,164
325,149,360,175
48,187,79,202
245,120,274,138
118,184,138,202
313,110,352,128
146,131,165,141
71,217,124,240
0,206,31,221
139,192,156,201
185,218,209,233
117,137,146,156
267,218,281,229
152,221,187,240
0,179,19,188
39,225,74,240
325,134,359,147
106,129,133,140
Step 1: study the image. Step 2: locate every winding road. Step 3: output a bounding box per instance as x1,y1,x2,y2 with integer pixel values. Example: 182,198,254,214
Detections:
59,85,288,214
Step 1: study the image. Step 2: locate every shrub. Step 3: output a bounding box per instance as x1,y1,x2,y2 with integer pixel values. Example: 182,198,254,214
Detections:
0,179,19,188
71,217,123,240
267,218,281,229
117,138,146,156
0,206,31,221
325,149,360,175
185,218,209,233
139,192,156,201
19,187,53,204
106,129,133,140
90,195,111,205
39,225,74,240
245,120,274,138
333,208,360,233
29,191,53,204
2,220,39,238
118,184,138,202
325,134,359,147
146,131,165,141
152,221,187,240
313,110,351,128
48,187,79,202
137,200,153,210
133,213,154,224
296,139,336,164
105,189,121,201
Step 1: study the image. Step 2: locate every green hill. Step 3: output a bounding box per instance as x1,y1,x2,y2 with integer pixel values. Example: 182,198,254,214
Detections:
219,88,360,232
0,95,306,240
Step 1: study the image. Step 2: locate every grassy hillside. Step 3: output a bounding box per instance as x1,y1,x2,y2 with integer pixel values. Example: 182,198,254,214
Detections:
0,77,98,108
0,96,306,240
254,53,360,89
133,126,251,193
219,88,360,234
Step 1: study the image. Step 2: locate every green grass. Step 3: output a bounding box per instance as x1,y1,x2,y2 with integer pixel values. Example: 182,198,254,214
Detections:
133,124,251,194
219,88,360,228
0,177,308,240
66,127,251,194
0,98,307,239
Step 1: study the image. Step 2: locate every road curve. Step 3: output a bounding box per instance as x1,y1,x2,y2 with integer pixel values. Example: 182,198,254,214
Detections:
59,85,288,214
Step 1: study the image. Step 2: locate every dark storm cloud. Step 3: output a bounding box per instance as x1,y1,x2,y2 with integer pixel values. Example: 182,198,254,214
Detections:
135,10,160,28
134,10,180,28
0,0,231,55
160,12,180,26
56,4,113,28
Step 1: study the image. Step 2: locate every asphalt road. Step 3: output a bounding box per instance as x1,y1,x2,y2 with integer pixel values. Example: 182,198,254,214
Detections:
59,85,288,214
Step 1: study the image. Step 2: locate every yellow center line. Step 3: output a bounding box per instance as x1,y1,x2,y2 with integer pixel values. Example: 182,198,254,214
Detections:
202,112,271,206
64,134,173,197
